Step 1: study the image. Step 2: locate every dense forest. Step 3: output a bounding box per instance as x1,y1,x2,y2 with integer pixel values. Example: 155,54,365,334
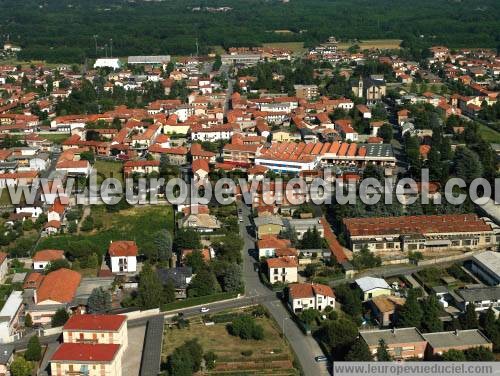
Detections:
0,0,499,63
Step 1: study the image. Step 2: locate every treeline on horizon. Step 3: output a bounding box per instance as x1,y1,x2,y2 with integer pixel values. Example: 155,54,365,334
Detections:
0,0,499,63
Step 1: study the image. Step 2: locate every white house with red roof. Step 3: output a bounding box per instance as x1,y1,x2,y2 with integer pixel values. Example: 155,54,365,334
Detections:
108,241,138,273
266,257,298,284
288,283,336,313
63,314,128,349
50,343,122,376
32,249,65,270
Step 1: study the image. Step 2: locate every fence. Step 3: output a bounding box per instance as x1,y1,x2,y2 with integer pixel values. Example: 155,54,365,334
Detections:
417,251,475,266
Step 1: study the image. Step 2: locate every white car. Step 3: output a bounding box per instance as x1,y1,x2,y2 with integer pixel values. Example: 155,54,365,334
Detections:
200,307,210,313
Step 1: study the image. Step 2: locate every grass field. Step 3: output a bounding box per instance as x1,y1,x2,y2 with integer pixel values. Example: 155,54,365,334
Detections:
36,205,174,255
42,133,71,144
263,42,306,54
94,160,124,184
163,309,299,374
479,124,500,144
338,39,402,50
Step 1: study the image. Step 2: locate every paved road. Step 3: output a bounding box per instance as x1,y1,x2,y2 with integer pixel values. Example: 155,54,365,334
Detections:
237,201,330,376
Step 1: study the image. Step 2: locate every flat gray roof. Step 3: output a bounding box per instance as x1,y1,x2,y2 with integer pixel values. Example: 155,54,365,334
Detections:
456,286,500,302
127,55,170,64
472,251,500,279
423,329,491,349
365,144,394,158
360,327,425,346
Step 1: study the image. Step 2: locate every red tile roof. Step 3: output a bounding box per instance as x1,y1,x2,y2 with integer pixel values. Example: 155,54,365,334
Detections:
36,268,81,304
321,217,348,263
108,241,138,257
63,314,126,331
51,343,120,362
266,257,298,268
33,249,64,262
289,283,335,299
344,214,492,237
0,252,6,265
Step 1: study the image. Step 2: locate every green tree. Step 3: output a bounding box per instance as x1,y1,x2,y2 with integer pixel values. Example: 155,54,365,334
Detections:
461,303,478,329
87,287,112,313
204,351,217,370
396,289,423,328
421,294,443,333
24,313,33,328
185,250,205,273
376,339,392,361
25,335,42,361
377,123,393,142
335,284,362,319
319,318,358,359
137,263,165,309
51,308,69,327
166,339,203,376
154,230,173,264
45,259,71,273
441,349,466,361
10,357,32,376
299,308,320,325
453,147,483,184
221,263,243,293
345,337,373,361
187,267,221,297
173,229,202,252
228,315,264,340
164,280,176,303
464,346,495,361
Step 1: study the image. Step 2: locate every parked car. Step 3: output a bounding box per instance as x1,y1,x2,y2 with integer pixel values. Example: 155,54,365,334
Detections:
314,356,328,362
200,307,210,313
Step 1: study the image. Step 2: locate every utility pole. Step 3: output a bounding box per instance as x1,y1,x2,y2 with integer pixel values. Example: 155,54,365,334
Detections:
104,43,108,58
196,38,199,57
110,38,113,58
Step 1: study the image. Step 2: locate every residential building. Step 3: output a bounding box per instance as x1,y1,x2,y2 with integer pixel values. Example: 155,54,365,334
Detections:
423,330,492,357
456,287,500,313
344,214,495,254
370,295,406,327
360,327,427,360
294,85,319,100
108,241,138,274
50,343,122,376
254,215,285,239
288,283,335,313
355,277,392,301
63,314,128,349
284,217,324,239
157,267,193,299
0,291,23,343
32,249,65,271
267,257,298,284
26,268,81,325
0,253,7,284
352,76,387,103
0,344,14,376
257,236,291,258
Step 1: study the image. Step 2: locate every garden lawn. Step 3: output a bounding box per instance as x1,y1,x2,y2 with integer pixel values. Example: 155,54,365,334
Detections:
36,205,174,256
163,311,299,374
94,160,124,184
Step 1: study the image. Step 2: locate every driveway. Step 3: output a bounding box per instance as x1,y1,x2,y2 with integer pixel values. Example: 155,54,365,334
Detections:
123,325,147,376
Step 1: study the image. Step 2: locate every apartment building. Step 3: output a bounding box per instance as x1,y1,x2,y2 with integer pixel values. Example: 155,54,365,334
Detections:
267,257,298,284
288,283,335,313
360,327,427,360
